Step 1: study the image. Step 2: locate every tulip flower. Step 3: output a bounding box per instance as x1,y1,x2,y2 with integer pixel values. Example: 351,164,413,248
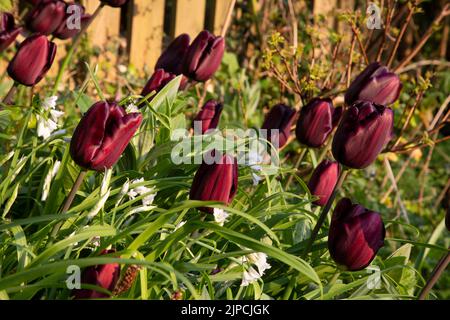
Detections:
7,34,57,86
54,3,92,40
70,101,142,171
0,12,22,52
332,100,394,169
295,98,342,148
261,104,296,149
307,160,340,206
101,0,128,7
446,208,450,232
72,250,120,299
328,198,385,271
193,100,223,134
26,0,66,35
345,62,402,106
183,30,225,82
189,151,238,214
155,33,190,75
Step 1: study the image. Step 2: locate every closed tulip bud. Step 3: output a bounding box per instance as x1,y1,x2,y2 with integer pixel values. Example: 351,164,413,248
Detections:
155,33,190,75
261,103,296,149
308,160,340,206
193,100,223,134
26,0,66,35
295,98,342,148
72,250,120,299
189,151,238,214
345,62,402,106
0,12,22,52
7,34,57,86
183,30,225,82
70,101,142,171
101,0,128,8
54,4,92,40
332,100,394,169
141,69,176,98
328,198,385,271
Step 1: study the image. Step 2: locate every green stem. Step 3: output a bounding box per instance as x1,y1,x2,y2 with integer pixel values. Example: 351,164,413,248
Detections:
2,82,19,105
302,168,348,258
49,170,88,241
51,4,105,96
285,148,308,190
418,249,450,300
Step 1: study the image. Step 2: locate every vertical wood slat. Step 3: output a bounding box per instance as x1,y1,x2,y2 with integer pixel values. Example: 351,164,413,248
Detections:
213,0,233,35
128,0,165,71
174,0,206,38
83,1,121,47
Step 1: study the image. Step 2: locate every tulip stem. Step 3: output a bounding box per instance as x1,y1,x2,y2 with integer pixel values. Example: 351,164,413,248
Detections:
302,168,349,258
51,4,105,96
418,249,450,300
2,82,18,105
49,170,88,240
285,148,308,190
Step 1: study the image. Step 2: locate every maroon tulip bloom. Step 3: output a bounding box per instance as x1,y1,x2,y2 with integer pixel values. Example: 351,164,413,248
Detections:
141,69,176,98
332,101,394,169
26,0,66,35
54,3,92,40
193,100,223,134
345,62,402,106
308,160,340,206
183,30,225,82
155,33,190,75
295,98,342,148
0,12,22,52
70,101,142,171
101,0,128,7
72,250,120,299
261,104,296,149
189,151,238,214
7,34,57,86
328,198,385,271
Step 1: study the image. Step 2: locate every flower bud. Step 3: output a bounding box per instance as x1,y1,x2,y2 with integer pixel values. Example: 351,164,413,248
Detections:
7,34,57,86
261,104,296,149
193,99,223,134
307,160,340,206
70,101,142,171
295,98,342,148
72,250,120,299
183,30,225,82
0,12,22,52
26,0,66,35
328,198,385,271
155,33,190,75
141,69,176,98
53,3,92,40
189,151,238,214
345,62,402,106
332,100,394,169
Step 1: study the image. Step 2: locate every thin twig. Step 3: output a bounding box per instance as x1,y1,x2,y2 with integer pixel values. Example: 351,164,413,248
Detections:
418,250,450,300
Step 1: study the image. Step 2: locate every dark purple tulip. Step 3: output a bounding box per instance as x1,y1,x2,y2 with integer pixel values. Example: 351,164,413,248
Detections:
53,3,92,40
261,104,296,149
26,0,66,35
155,34,190,75
7,34,56,86
141,69,176,98
183,30,225,82
345,62,402,106
70,101,142,171
101,0,128,8
332,100,394,169
328,198,385,271
193,100,223,134
295,98,342,148
308,160,340,206
189,151,238,214
0,12,22,52
446,208,450,232
72,250,120,299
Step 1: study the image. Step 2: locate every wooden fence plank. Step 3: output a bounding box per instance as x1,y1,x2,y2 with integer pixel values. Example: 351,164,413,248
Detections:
174,0,206,38
83,1,121,47
213,0,233,35
128,0,165,72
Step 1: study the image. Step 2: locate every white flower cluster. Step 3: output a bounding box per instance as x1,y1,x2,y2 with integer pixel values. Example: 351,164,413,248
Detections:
213,208,229,226
36,96,64,140
240,252,271,287
127,178,157,206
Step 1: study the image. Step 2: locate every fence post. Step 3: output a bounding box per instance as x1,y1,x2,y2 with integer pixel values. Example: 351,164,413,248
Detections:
174,0,207,38
212,0,234,35
128,0,165,72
